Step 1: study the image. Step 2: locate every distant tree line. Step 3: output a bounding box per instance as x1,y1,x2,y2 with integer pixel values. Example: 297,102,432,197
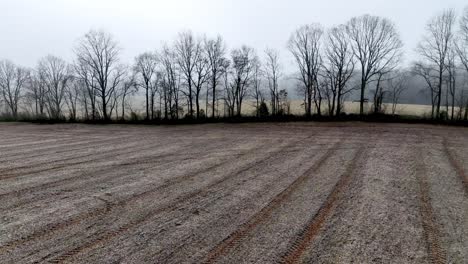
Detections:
1,7,468,122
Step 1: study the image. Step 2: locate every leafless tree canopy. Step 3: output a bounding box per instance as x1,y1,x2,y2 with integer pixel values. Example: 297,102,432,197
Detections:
346,14,403,115
250,57,264,117
323,25,356,116
457,7,468,73
264,48,282,116
227,46,256,117
205,36,229,118
288,24,323,117
416,9,456,118
174,31,205,118
160,44,182,120
0,60,30,118
74,30,123,121
37,55,72,119
134,52,159,120
3,6,468,122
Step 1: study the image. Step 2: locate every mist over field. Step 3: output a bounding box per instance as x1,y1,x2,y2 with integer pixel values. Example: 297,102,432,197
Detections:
1,0,468,121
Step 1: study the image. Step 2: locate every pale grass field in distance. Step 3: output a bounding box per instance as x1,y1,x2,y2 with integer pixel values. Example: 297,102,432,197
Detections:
129,97,435,118
187,100,435,117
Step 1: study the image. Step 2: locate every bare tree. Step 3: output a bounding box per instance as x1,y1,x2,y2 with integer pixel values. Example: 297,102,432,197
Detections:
251,56,264,117
104,65,134,120
175,31,203,118
119,72,137,120
387,71,409,115
27,71,48,118
64,78,81,121
223,68,235,117
445,45,457,120
205,36,229,118
0,60,29,119
413,62,439,117
371,70,393,114
456,7,468,120
134,52,159,120
264,48,282,116
346,14,403,116
288,24,323,117
106,65,127,120
417,9,456,119
230,46,255,117
278,89,290,115
455,6,468,120
323,25,355,116
150,72,162,119
160,44,181,119
193,46,210,118
74,30,121,121
37,55,72,119
74,58,98,120
457,7,468,73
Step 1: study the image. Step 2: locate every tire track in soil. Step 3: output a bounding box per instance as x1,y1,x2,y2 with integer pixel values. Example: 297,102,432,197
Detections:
202,139,347,264
148,138,341,263
0,136,242,211
0,137,277,255
0,139,64,150
0,135,133,163
45,137,308,263
0,138,180,180
1,127,206,162
1,130,220,173
0,134,165,174
278,145,365,264
0,136,91,155
43,136,321,263
0,157,184,212
415,146,447,264
443,138,468,195
0,135,215,196
0,136,74,149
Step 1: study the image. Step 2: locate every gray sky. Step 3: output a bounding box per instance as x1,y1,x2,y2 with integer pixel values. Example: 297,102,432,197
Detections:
1,0,467,71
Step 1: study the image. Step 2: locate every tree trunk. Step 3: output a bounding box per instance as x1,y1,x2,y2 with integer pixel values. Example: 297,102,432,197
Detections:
436,67,443,118
211,77,216,118
360,79,366,116
196,92,200,118
336,93,342,116
145,86,149,120
188,80,193,117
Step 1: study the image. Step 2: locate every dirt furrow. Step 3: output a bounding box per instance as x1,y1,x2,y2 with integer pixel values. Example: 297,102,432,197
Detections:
443,138,468,195
415,147,447,264
0,138,66,150
203,139,345,264
0,135,132,164
0,135,219,200
0,137,270,255
75,134,340,263
45,138,306,263
0,138,175,180
0,136,244,215
280,146,365,264
0,123,465,263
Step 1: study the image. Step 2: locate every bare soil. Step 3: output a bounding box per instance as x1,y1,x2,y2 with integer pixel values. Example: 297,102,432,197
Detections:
0,122,466,263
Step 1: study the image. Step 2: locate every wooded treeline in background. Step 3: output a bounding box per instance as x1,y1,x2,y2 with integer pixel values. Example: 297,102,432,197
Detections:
1,8,468,122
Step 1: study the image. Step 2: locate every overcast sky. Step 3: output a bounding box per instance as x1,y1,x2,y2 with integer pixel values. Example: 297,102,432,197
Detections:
1,0,467,71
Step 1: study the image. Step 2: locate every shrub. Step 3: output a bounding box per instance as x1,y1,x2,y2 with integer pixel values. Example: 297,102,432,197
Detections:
258,101,269,117
130,111,140,122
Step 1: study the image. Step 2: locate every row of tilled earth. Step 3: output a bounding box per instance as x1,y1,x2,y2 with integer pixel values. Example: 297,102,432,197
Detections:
0,122,466,263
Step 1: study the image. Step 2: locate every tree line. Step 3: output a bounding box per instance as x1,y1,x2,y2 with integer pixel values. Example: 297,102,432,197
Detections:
1,8,468,122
